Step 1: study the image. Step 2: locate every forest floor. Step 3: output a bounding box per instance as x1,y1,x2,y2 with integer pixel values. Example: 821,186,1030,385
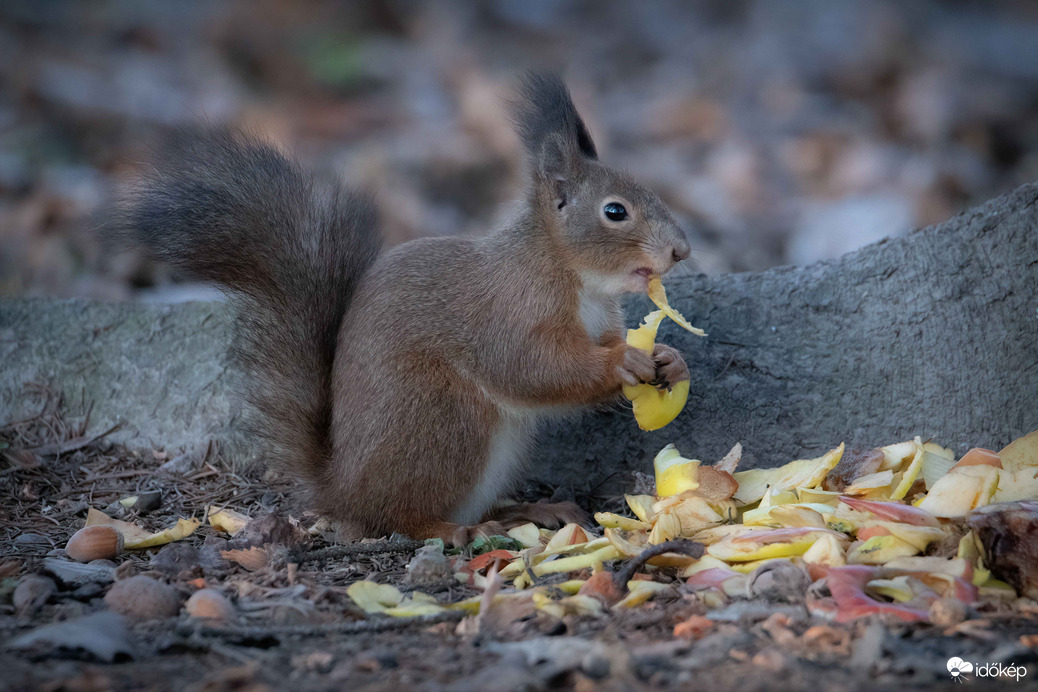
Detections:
2,396,1037,691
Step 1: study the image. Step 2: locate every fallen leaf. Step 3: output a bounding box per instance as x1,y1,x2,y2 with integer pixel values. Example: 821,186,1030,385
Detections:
346,580,445,617
0,559,22,578
207,506,251,535
221,546,270,571
347,581,403,613
673,614,714,639
86,508,199,549
9,612,137,661
4,448,42,470
465,549,518,575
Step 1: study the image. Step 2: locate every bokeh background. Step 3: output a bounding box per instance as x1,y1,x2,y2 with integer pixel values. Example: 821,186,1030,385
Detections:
2,0,1037,300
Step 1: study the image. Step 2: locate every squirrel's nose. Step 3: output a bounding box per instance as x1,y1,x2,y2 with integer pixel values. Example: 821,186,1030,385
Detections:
670,240,691,263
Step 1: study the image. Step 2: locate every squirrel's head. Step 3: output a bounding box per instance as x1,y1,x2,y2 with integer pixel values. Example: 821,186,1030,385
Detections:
512,73,691,295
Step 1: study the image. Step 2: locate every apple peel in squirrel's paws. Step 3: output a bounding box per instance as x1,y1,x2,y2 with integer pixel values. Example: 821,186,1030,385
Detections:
623,277,706,431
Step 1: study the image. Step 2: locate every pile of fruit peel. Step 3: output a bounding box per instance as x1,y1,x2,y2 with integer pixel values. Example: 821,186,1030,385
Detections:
348,429,1038,625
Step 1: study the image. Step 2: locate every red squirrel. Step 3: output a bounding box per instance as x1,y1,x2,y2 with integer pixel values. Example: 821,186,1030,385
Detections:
118,74,691,545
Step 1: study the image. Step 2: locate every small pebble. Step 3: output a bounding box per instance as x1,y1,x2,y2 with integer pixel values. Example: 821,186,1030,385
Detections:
104,575,181,619
184,588,236,621
581,652,611,679
70,582,106,601
404,545,452,585
751,647,787,672
929,597,968,627
13,575,56,617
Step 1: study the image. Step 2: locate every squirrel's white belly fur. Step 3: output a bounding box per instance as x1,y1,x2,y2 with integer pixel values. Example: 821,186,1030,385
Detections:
452,406,540,524
578,276,622,342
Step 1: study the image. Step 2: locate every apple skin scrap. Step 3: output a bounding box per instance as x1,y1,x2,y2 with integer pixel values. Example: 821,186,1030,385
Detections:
647,276,706,337
622,277,706,431
623,311,689,431
732,444,844,506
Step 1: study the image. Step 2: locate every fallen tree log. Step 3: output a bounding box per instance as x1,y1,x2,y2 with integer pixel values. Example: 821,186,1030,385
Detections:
2,184,1036,492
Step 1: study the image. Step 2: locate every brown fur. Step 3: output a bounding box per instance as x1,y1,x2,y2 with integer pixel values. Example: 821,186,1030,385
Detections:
118,74,691,545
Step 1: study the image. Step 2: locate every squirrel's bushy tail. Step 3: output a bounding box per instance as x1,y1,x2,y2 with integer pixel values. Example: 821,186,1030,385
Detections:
116,130,381,476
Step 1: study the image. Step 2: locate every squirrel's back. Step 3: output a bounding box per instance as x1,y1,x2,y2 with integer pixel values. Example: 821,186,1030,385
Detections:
115,130,382,480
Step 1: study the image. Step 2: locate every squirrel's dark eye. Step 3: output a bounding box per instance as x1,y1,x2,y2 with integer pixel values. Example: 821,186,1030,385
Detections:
603,202,628,222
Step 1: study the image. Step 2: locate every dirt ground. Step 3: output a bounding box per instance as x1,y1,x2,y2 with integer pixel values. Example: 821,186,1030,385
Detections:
3,394,1037,691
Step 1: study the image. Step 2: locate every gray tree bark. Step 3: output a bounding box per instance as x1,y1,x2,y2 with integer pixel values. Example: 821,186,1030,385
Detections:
0,300,249,460
541,184,1037,492
2,184,1036,492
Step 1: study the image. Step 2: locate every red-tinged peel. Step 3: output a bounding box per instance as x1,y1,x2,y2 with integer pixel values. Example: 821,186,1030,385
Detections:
685,566,744,590
953,448,1002,470
884,556,974,581
838,496,940,527
856,526,893,541
730,526,845,545
465,549,519,575
911,573,979,603
826,566,931,623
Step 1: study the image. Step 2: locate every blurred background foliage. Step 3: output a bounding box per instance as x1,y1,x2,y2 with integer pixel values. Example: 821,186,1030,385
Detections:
1,0,1036,300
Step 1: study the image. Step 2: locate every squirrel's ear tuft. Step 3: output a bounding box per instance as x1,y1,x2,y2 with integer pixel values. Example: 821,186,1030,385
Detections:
511,72,598,174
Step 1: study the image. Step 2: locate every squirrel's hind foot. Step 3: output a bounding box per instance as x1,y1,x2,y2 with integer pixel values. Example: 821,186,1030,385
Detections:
481,500,589,530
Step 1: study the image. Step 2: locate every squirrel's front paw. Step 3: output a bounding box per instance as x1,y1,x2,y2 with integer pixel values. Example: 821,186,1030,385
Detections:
618,346,657,387
652,343,689,390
